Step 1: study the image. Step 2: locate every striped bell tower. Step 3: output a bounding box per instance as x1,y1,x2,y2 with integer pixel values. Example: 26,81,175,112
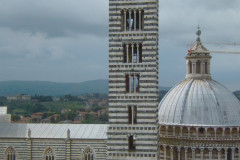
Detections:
107,0,159,159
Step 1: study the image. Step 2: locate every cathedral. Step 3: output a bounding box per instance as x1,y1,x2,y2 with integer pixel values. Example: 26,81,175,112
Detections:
0,0,240,160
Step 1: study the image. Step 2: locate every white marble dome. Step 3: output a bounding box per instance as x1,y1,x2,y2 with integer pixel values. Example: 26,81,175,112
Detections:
158,78,240,126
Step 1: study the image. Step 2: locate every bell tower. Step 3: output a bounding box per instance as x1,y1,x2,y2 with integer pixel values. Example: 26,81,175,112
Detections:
107,0,159,159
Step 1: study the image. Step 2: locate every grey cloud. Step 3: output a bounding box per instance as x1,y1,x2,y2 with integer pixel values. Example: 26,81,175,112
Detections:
0,0,108,38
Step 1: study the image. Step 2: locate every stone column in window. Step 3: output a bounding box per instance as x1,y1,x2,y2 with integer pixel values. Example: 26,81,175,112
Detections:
200,148,204,160
232,147,235,160
134,75,136,93
134,9,136,31
129,75,132,93
137,44,139,63
184,147,188,160
126,44,129,63
131,44,134,63
129,9,132,31
124,10,127,31
192,148,195,160
209,148,212,160
207,60,211,75
217,148,221,160
177,147,180,160
163,145,166,160
192,61,196,74
201,61,205,74
224,148,228,160
170,146,173,160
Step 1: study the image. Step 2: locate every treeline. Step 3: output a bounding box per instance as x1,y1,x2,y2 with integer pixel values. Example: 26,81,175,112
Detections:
31,95,53,102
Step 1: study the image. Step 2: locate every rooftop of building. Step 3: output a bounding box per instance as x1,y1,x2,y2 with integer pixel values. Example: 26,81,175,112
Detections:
0,123,108,139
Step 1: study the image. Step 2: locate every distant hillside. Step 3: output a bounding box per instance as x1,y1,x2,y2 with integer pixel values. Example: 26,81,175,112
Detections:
0,80,171,96
0,80,108,96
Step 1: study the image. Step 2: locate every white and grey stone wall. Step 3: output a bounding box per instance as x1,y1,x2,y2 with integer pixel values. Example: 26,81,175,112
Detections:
107,0,159,159
0,138,107,160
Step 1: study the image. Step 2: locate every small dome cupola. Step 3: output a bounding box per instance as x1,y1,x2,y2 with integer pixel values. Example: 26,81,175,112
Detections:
185,27,212,79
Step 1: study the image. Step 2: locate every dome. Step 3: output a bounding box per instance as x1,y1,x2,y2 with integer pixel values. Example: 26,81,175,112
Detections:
158,78,240,126
158,28,240,126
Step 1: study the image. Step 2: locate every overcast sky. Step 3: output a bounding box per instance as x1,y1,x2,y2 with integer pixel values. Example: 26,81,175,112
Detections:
0,0,239,90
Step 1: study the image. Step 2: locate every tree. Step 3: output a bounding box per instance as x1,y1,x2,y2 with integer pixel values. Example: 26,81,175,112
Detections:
11,114,21,121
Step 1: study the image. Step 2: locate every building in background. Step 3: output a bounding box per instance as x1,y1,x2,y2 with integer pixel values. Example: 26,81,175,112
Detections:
7,94,31,102
0,106,11,123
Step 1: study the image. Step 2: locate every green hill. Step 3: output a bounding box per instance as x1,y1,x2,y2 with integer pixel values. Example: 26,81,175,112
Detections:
0,80,171,96
0,80,108,96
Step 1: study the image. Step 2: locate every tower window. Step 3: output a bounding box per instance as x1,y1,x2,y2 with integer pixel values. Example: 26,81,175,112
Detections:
123,43,142,63
188,61,192,74
205,61,208,74
128,135,136,151
125,74,140,93
121,9,144,31
128,106,137,124
196,60,201,74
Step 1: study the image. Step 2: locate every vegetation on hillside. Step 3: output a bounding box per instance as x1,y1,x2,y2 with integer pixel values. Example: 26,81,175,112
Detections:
1,94,109,124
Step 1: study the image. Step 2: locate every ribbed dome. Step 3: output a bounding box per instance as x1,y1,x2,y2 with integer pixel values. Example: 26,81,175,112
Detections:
158,79,240,126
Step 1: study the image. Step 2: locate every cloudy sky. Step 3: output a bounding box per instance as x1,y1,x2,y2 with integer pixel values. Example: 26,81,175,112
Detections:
0,0,239,90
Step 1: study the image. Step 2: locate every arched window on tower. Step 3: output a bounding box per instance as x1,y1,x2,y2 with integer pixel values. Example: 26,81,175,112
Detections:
125,74,140,93
196,60,201,74
188,61,192,74
205,61,208,74
128,135,136,152
121,9,144,31
5,146,16,160
44,148,55,160
82,147,94,160
128,106,137,124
